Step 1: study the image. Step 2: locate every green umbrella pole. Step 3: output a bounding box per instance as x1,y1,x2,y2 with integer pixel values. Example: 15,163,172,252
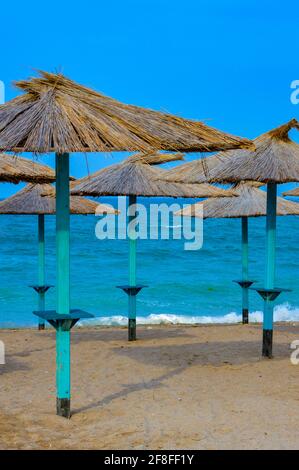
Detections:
241,217,249,324
263,182,277,358
37,214,45,330
33,155,92,417
55,152,71,417
128,195,137,341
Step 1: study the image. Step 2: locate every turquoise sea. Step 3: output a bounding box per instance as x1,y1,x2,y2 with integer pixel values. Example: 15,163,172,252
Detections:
1,196,299,328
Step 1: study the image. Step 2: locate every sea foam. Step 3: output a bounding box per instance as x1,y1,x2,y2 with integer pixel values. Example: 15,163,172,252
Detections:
78,302,299,327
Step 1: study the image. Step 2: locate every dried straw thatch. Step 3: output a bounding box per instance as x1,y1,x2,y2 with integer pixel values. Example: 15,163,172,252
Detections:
0,153,55,183
0,71,252,154
127,152,184,165
194,119,299,184
71,159,235,198
75,152,185,186
158,153,231,183
282,187,299,197
0,183,117,215
175,182,299,218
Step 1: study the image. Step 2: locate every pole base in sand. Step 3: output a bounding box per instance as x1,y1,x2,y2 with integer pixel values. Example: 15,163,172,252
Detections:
128,319,136,341
262,329,273,358
242,308,249,324
56,398,71,418
117,286,147,342
38,323,45,331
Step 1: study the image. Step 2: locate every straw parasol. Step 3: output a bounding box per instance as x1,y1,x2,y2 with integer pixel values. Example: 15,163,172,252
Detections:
71,159,235,198
178,182,299,218
0,70,251,418
158,153,232,184
0,153,55,183
176,182,299,323
186,119,299,358
71,157,235,341
0,183,116,329
0,183,115,214
74,151,186,188
0,71,252,154
126,151,185,165
200,119,299,184
283,187,299,197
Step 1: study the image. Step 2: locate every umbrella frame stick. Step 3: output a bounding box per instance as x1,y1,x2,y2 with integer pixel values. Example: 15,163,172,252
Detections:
33,153,93,417
37,214,46,330
128,195,137,341
55,153,71,417
241,217,249,324
263,182,277,358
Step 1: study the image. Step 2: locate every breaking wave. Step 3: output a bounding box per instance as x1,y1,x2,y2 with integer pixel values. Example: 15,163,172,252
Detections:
78,302,299,326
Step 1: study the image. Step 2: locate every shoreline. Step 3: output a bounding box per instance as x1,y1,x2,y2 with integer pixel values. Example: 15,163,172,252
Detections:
1,320,299,331
2,301,299,329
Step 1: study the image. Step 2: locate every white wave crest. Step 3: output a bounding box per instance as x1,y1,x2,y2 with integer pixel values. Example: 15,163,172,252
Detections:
78,302,299,327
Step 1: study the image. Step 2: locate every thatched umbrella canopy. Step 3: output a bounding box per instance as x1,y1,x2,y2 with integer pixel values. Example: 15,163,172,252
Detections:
176,182,299,218
196,119,299,184
71,159,234,198
0,183,115,215
74,151,185,187
71,157,234,341
158,153,232,184
0,153,55,183
126,151,185,165
187,119,299,358
0,71,252,154
0,183,117,330
283,187,299,197
0,70,251,419
176,182,299,324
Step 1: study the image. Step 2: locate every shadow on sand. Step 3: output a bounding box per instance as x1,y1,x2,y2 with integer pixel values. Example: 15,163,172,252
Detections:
71,326,193,344
72,337,291,415
73,366,185,415
0,356,31,374
111,339,291,367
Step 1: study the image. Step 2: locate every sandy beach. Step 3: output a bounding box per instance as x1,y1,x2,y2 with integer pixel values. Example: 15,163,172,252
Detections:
0,323,299,450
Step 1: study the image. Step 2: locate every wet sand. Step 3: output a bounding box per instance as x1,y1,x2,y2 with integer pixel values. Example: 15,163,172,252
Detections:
0,323,299,449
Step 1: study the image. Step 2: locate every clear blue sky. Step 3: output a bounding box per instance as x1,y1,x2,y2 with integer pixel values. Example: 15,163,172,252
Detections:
1,0,298,196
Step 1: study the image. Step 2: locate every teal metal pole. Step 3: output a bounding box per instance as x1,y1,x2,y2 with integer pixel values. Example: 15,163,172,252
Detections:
128,195,137,341
55,153,71,417
263,182,277,358
38,214,46,330
241,217,249,324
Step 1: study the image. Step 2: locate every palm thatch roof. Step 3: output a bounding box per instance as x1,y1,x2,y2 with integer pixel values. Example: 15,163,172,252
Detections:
70,159,235,199
0,71,252,154
175,182,299,218
282,187,299,197
193,119,299,184
158,153,231,183
0,183,117,215
0,153,55,183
